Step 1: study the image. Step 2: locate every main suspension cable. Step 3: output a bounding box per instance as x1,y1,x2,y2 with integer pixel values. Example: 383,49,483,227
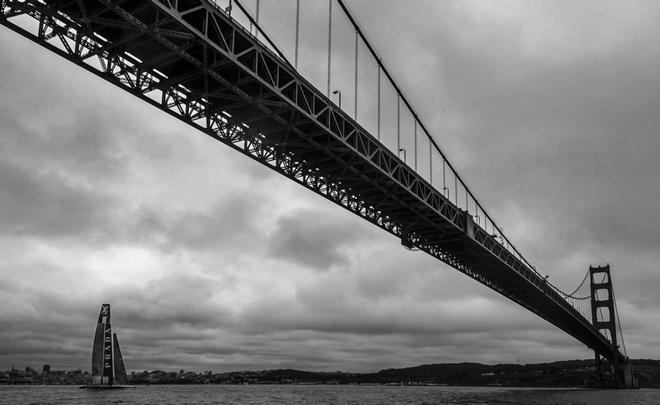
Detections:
232,0,294,68
562,268,591,298
226,1,614,318
612,283,628,357
552,268,591,302
333,0,541,277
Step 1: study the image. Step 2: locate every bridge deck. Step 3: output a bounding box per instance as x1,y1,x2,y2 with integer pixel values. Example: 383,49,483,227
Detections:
0,0,624,362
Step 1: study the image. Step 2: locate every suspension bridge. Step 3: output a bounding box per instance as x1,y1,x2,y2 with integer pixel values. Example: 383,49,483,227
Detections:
0,0,636,387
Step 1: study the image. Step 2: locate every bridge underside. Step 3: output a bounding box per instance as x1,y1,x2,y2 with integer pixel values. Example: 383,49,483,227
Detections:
0,0,624,363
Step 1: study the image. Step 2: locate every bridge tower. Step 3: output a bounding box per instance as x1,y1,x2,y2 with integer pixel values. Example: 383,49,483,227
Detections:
589,265,635,388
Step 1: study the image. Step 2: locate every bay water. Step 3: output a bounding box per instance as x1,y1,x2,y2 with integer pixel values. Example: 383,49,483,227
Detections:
1,384,658,404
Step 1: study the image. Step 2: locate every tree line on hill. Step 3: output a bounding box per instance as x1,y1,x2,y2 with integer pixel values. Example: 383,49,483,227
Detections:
2,359,659,387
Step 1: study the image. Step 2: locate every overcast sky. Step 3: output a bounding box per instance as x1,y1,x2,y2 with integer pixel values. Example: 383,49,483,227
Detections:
1,0,660,373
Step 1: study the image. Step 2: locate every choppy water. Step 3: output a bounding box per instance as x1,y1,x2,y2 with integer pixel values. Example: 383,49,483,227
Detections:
1,384,658,404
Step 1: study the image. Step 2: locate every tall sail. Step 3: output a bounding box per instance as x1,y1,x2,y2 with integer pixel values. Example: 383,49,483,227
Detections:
91,304,111,385
112,333,128,385
82,304,132,389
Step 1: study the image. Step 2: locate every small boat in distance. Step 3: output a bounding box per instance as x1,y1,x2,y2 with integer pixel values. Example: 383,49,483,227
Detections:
80,304,134,389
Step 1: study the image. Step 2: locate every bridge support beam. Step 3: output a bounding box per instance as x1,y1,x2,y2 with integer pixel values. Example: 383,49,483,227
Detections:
589,265,636,388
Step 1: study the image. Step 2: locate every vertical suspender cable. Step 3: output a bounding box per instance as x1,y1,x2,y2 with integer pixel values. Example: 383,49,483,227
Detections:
443,159,446,196
327,0,332,97
294,0,300,69
466,188,469,213
429,142,432,185
377,64,381,140
248,6,252,32
396,96,400,153
255,0,260,39
354,30,358,120
414,120,417,170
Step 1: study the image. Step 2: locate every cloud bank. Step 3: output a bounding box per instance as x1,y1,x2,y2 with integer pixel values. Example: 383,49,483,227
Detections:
1,1,659,373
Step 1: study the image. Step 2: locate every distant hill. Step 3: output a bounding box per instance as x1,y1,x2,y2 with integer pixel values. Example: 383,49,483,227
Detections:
4,359,659,387
126,359,660,388
370,360,597,387
366,359,660,388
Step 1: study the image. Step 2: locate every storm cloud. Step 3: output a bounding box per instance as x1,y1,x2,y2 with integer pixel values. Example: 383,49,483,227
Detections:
1,0,659,374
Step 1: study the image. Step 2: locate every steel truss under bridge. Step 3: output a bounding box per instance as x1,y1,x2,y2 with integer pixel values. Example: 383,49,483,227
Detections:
0,0,627,367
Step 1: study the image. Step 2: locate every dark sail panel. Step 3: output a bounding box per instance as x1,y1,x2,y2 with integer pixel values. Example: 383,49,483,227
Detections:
91,322,104,382
112,333,128,385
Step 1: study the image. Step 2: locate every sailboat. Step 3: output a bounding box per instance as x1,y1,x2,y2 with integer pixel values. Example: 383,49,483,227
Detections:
80,304,134,389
